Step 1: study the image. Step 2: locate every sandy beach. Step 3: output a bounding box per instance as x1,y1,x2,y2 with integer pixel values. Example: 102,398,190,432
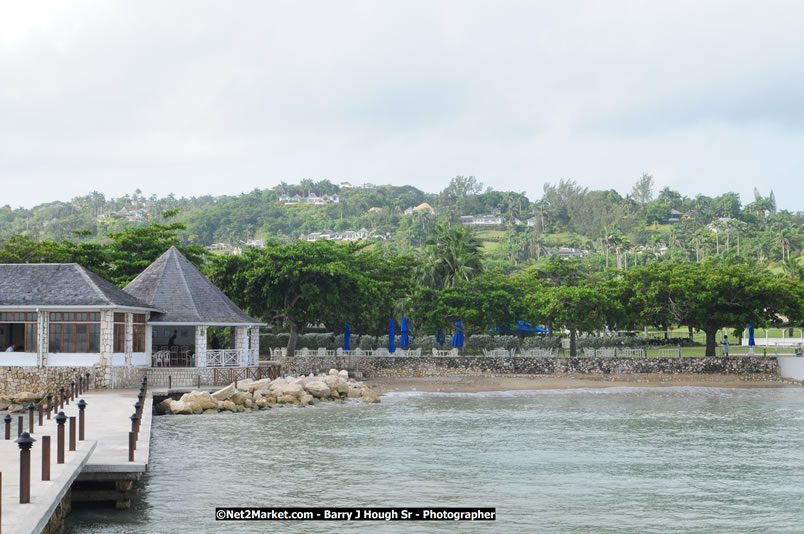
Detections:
365,373,791,393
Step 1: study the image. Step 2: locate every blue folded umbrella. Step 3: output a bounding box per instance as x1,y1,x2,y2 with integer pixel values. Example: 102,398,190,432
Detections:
436,328,445,344
388,319,396,353
451,321,464,348
343,322,351,351
400,316,410,348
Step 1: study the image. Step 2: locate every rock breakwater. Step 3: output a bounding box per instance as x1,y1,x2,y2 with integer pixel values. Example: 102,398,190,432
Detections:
157,369,380,415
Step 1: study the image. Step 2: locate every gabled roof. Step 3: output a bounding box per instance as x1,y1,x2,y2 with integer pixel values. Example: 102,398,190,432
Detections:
123,247,261,325
0,263,155,309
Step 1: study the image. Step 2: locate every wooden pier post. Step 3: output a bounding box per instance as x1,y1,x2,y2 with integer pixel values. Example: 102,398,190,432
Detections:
55,412,67,464
130,414,139,450
16,432,36,504
42,435,51,481
78,399,87,440
27,404,35,434
69,416,77,451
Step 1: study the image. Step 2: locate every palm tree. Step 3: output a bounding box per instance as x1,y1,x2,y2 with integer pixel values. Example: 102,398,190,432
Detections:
781,256,804,282
416,223,483,289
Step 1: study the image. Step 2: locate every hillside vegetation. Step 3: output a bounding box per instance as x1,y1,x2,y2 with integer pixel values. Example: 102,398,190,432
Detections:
1,175,802,274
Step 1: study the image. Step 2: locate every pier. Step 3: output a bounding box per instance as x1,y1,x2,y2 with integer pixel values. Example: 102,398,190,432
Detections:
1,382,152,533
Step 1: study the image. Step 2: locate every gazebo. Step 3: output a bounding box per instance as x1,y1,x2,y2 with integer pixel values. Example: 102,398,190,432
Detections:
123,247,264,368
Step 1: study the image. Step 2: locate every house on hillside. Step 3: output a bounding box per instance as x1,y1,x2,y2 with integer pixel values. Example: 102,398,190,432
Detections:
242,239,265,248
303,228,371,242
99,207,147,222
403,202,435,215
205,242,231,252
279,194,339,205
545,247,589,259
459,215,504,227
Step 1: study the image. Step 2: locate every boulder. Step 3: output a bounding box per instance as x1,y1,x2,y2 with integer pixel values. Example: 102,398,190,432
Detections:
235,378,254,391
222,400,237,411
202,409,219,415
187,391,218,411
255,398,269,409
168,400,193,415
299,393,314,406
211,383,236,401
12,391,40,403
361,389,381,403
276,394,297,404
329,369,339,376
347,386,362,398
323,375,340,390
7,403,24,413
231,391,252,405
247,378,273,393
156,399,172,415
272,382,304,399
335,377,350,394
303,380,331,398
338,370,349,380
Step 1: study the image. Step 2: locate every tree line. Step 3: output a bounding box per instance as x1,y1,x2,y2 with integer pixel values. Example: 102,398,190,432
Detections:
1,215,801,357
209,225,804,357
2,177,800,273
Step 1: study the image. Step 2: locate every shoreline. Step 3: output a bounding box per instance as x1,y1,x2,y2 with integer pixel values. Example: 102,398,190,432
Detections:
365,373,796,394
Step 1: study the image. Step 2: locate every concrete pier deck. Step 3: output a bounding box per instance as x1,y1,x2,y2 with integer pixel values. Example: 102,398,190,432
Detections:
1,389,152,533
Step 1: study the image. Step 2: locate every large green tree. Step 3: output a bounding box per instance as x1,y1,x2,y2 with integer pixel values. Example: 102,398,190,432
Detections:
409,270,527,348
619,261,802,356
210,240,409,355
527,283,617,357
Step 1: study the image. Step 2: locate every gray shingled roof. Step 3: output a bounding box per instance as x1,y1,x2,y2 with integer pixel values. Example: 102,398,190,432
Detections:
0,263,155,308
123,247,261,325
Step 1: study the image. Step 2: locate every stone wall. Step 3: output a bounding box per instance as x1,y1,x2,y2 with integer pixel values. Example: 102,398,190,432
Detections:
0,366,106,395
110,365,147,389
278,355,781,379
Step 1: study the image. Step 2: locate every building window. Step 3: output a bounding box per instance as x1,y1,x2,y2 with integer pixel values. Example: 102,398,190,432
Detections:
25,324,37,353
0,312,37,322
133,314,146,352
0,313,38,352
113,313,126,353
49,312,100,353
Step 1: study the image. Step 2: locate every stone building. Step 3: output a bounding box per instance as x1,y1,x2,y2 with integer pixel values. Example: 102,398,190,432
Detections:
0,263,157,386
0,247,263,390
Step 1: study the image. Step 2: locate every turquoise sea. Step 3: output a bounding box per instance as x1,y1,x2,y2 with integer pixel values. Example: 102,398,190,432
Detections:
66,386,804,533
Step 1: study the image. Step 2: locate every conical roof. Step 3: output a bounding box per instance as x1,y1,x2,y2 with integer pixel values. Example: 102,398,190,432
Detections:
123,247,261,325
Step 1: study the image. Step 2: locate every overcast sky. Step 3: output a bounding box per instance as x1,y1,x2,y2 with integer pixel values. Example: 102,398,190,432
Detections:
2,1,802,210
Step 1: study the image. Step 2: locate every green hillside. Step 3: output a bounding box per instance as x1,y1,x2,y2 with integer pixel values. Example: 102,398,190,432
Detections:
1,176,802,275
